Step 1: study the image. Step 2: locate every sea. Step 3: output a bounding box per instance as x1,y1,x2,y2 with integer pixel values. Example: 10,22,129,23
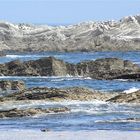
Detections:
0,51,140,131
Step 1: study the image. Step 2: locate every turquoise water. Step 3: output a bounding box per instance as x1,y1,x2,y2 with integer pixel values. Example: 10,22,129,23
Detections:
0,51,140,131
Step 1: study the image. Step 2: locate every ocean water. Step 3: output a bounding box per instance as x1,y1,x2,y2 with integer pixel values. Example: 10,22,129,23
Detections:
0,51,140,131
1,51,140,64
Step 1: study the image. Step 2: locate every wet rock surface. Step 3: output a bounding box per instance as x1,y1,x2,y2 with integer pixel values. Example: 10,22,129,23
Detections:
113,73,140,81
73,58,140,80
1,86,140,103
107,90,140,103
0,86,139,119
97,118,140,123
0,80,25,91
0,57,139,80
0,87,116,102
0,57,68,76
0,107,70,118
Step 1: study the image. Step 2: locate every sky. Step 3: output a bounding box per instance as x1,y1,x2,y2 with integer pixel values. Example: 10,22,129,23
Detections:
0,0,140,25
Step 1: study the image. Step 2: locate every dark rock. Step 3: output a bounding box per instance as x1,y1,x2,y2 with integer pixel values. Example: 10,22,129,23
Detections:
1,87,117,102
113,73,140,81
0,80,25,91
107,90,140,103
0,57,68,76
0,107,70,118
1,86,140,103
0,57,139,80
75,58,140,79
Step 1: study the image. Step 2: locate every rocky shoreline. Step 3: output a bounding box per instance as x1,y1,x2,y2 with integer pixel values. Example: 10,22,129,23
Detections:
0,56,140,80
0,56,140,118
0,80,139,118
0,85,139,118
0,87,117,102
0,86,139,103
0,107,70,118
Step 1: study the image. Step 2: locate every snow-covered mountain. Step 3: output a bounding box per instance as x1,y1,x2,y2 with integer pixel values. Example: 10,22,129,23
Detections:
0,15,140,52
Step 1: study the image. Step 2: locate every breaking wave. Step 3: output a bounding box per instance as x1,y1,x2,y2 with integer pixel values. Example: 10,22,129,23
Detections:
123,87,139,94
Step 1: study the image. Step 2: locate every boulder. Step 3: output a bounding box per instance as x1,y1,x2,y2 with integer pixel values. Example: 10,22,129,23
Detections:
1,57,68,76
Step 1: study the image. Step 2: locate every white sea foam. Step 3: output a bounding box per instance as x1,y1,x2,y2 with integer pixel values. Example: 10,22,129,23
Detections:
27,100,107,106
123,87,139,94
6,54,45,58
84,77,92,80
0,100,107,110
134,61,140,65
50,76,92,82
115,79,129,82
70,109,104,114
0,75,92,81
6,55,20,58
95,118,140,123
1,100,137,116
